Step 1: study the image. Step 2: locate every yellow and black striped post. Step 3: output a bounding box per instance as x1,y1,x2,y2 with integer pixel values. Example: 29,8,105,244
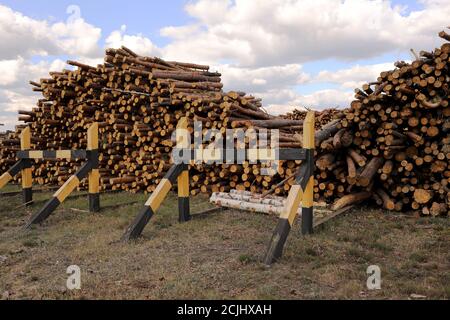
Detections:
24,162,91,228
24,123,99,228
87,123,100,212
0,160,25,190
121,164,185,241
20,127,33,205
0,170,13,189
0,127,32,205
301,112,315,235
176,117,191,222
263,111,315,265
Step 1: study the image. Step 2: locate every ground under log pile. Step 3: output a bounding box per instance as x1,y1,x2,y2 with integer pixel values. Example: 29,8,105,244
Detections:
0,29,449,216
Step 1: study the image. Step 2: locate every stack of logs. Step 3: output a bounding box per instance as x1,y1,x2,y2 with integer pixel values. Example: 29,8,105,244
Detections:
0,130,18,174
283,108,343,129
0,46,304,195
1,29,449,216
301,29,450,216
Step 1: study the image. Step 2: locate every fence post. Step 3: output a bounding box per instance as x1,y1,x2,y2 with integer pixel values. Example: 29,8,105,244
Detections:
121,164,185,241
24,162,91,228
87,123,100,212
263,110,315,264
176,117,190,222
263,184,303,265
301,111,315,235
24,123,98,229
0,160,23,189
20,127,33,205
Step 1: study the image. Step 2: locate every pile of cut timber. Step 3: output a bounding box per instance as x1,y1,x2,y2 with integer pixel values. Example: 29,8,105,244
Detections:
1,29,449,216
0,130,22,175
309,29,450,215
0,47,304,194
283,108,343,129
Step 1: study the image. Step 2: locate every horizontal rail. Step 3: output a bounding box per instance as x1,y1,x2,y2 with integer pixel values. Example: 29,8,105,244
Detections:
17,150,87,160
172,148,308,162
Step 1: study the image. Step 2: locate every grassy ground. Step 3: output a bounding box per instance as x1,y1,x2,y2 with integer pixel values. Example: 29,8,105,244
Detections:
0,185,448,300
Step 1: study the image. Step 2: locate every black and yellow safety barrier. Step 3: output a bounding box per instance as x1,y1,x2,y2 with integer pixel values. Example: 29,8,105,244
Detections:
0,127,33,205
122,113,315,266
0,123,100,228
263,111,315,265
121,164,187,240
23,122,100,228
122,117,190,241
176,118,191,223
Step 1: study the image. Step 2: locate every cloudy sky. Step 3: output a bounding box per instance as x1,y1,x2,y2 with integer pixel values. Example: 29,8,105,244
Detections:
0,0,448,129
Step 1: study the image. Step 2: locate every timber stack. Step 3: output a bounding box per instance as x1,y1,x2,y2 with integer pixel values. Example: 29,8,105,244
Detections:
336,29,450,215
0,46,304,195
0,129,21,174
0,29,449,216
302,28,450,215
283,108,343,129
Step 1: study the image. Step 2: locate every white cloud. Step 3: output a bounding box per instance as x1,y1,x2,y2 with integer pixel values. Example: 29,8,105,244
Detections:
105,25,162,57
0,4,101,59
292,89,354,109
0,57,67,129
0,57,66,89
185,0,232,25
0,59,21,86
0,114,20,129
263,62,402,113
218,60,414,112
217,63,310,93
265,89,354,115
161,0,449,67
314,62,395,89
160,24,201,40
1,89,39,112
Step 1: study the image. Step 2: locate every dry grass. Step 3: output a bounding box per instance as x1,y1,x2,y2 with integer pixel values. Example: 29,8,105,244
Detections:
0,186,448,300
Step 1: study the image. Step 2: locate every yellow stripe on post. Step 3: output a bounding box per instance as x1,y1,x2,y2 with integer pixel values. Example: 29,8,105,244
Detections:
177,170,189,197
29,151,44,159
88,169,100,193
0,172,13,189
22,168,32,188
20,126,33,191
258,148,276,161
302,110,315,235
280,184,303,226
145,179,172,212
302,176,314,208
248,148,276,162
202,148,222,162
87,122,99,150
56,150,72,159
176,117,188,131
54,175,80,203
303,111,315,149
20,127,31,150
176,117,189,149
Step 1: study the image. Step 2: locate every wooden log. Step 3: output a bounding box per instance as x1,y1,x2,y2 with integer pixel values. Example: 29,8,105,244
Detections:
330,191,371,211
358,157,384,187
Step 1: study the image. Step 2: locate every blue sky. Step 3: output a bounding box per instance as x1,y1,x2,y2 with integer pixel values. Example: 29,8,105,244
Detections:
0,0,448,129
0,0,426,67
2,0,420,71
1,0,191,46
2,0,424,44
